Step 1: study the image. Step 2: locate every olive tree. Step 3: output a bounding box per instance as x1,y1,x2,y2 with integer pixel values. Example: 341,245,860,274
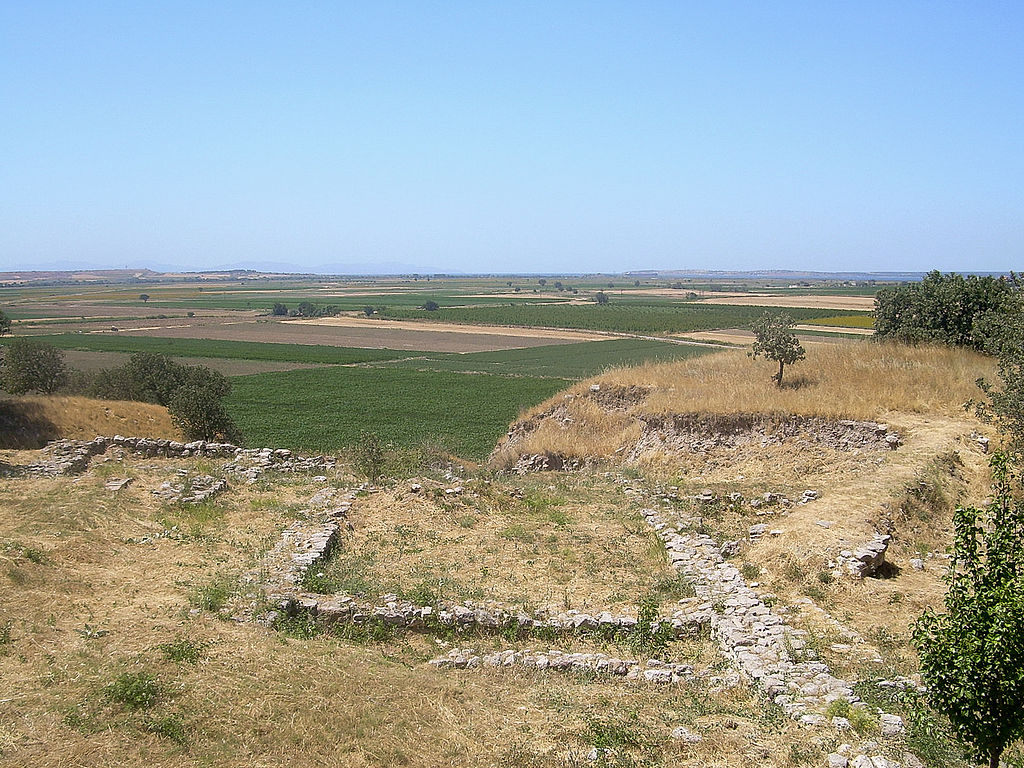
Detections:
0,309,11,336
749,312,805,386
168,385,240,442
1,338,68,394
913,454,1024,768
874,270,1014,351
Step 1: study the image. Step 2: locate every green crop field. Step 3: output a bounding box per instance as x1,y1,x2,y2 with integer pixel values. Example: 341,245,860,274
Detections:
0,335,416,365
377,303,869,334
377,338,715,379
226,366,565,460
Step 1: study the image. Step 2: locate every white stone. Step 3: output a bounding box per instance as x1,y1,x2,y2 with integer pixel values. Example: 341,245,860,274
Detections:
880,713,905,735
670,726,702,743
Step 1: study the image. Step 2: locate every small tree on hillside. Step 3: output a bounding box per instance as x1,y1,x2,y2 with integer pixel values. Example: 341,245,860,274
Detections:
139,294,150,303
1,339,68,394
594,291,609,305
271,303,288,316
168,385,241,443
0,310,11,336
912,454,1024,768
749,311,805,386
423,300,440,311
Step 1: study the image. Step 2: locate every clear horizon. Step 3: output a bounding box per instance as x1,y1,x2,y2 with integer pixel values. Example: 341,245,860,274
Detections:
2,2,1022,274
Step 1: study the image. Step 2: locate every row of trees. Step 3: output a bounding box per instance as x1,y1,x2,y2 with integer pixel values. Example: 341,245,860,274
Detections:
0,339,240,442
271,302,340,318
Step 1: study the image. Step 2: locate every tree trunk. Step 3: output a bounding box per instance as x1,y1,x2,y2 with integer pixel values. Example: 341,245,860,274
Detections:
775,360,785,386
990,745,1002,768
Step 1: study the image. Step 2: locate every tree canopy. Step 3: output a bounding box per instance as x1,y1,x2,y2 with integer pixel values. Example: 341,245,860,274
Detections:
749,312,805,386
1,338,68,394
913,454,1024,768
874,271,1016,351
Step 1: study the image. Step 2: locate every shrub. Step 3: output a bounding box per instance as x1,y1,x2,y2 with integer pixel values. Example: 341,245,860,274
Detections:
188,575,234,612
91,352,230,406
104,671,163,710
1,338,68,394
353,430,386,482
145,714,188,745
0,309,10,336
976,302,1024,455
624,595,673,656
159,636,209,663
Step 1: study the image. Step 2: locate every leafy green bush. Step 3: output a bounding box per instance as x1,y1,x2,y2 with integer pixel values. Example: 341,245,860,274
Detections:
188,575,234,612
874,270,1016,350
913,454,1024,768
168,384,241,442
104,671,163,710
159,636,209,663
623,596,673,657
145,714,188,745
1,338,68,394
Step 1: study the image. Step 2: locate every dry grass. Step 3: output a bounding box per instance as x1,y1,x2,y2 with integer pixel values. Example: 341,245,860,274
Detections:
0,395,181,448
594,343,991,420
494,343,993,467
326,475,672,614
0,339,1001,767
0,450,825,768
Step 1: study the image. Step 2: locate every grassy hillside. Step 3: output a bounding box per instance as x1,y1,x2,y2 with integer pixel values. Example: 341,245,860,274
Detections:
492,343,993,467
0,396,180,448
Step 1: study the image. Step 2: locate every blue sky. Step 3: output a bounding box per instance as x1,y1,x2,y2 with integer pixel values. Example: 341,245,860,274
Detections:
1,2,1021,274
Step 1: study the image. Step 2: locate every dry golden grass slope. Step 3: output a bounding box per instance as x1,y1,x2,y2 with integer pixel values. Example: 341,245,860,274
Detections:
492,343,994,465
0,395,181,448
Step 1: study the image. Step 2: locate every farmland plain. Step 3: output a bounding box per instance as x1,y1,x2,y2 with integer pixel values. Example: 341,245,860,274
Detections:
0,274,880,455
